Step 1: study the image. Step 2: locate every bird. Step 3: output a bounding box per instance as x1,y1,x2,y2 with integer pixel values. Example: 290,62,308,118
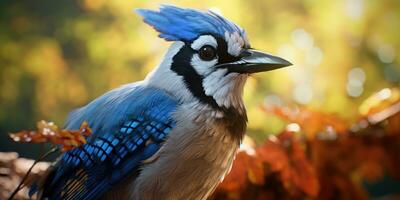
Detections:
31,5,291,200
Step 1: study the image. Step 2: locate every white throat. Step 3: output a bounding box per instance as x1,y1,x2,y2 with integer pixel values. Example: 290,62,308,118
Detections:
203,70,247,112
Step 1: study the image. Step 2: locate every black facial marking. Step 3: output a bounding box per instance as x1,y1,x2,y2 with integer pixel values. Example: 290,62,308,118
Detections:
171,43,220,109
214,36,248,138
171,37,248,139
214,36,241,64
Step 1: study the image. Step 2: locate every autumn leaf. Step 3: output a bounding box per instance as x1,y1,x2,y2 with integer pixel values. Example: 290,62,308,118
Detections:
9,120,92,152
218,131,320,199
263,106,349,139
257,131,320,198
218,150,264,192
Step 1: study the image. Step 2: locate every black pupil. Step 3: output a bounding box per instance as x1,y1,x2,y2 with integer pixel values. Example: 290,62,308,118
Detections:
199,45,216,61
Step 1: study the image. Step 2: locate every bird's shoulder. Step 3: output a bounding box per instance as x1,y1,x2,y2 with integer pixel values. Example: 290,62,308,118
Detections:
65,81,178,134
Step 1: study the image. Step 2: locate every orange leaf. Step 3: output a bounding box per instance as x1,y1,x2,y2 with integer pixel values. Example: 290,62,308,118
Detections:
263,106,348,139
9,120,92,152
219,150,264,191
257,131,320,198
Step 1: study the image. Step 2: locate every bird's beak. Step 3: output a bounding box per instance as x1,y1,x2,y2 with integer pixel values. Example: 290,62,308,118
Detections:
218,49,292,74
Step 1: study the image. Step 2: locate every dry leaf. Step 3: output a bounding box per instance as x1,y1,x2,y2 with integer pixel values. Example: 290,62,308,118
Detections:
9,120,92,152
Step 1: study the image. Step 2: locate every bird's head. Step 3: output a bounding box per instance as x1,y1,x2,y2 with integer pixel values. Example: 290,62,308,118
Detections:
138,5,291,115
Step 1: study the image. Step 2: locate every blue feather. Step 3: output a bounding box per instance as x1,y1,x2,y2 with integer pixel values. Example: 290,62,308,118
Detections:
35,83,178,200
136,5,246,42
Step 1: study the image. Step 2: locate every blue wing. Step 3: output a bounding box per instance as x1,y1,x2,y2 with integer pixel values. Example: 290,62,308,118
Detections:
37,83,178,200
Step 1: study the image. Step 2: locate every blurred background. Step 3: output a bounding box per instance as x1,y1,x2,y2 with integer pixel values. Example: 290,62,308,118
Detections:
0,0,399,199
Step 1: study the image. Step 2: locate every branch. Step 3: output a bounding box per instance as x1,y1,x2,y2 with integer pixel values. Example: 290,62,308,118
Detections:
8,147,58,200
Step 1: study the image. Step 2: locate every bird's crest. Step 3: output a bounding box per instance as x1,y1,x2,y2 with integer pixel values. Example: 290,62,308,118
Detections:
136,5,248,44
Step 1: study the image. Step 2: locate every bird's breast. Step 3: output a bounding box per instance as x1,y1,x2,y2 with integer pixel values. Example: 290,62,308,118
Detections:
128,104,243,200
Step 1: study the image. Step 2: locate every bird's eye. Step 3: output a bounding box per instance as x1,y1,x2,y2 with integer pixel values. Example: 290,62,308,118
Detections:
198,45,217,61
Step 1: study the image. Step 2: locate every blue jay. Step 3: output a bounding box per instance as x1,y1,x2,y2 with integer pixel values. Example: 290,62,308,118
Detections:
32,5,291,200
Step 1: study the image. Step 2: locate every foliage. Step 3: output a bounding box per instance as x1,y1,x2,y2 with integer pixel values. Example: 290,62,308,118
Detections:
9,121,92,152
215,131,319,200
212,88,400,199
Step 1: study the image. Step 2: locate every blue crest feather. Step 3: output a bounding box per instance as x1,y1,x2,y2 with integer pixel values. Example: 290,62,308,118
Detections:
136,5,246,41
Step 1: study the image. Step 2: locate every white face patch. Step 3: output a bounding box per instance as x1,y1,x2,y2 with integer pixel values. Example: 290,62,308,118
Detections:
190,35,219,76
202,68,248,112
191,35,218,50
190,54,218,76
225,31,248,56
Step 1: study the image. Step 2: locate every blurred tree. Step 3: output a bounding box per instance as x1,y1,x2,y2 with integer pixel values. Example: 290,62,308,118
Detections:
0,0,399,158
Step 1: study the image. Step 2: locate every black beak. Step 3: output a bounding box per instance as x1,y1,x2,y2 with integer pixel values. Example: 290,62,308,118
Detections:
217,49,292,74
